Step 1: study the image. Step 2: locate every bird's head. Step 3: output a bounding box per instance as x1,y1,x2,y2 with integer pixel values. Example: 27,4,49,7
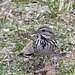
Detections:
33,26,55,40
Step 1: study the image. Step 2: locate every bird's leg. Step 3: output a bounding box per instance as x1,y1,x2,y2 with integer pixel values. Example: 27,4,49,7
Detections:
34,56,43,67
47,56,54,70
34,56,39,66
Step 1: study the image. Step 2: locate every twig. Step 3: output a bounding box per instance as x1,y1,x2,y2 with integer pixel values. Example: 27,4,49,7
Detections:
19,33,35,41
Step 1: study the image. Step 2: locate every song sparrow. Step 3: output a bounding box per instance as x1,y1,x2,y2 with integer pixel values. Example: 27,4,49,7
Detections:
19,26,57,57
19,26,67,74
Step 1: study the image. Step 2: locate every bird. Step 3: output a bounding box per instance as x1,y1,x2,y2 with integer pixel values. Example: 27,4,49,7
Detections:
19,26,57,57
18,26,67,74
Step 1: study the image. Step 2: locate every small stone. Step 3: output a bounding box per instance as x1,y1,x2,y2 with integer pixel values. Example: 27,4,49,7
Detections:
3,28,9,32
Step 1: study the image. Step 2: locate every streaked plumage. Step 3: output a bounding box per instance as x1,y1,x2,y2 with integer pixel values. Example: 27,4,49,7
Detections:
19,26,57,57
32,26,57,56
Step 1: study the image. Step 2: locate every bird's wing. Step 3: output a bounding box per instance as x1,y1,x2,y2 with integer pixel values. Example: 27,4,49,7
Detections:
19,41,34,56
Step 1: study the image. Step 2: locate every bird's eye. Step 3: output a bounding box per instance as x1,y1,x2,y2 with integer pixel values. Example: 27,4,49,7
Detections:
42,30,45,32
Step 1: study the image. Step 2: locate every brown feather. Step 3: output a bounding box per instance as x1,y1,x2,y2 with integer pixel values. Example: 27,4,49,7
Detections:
19,41,34,56
38,26,51,30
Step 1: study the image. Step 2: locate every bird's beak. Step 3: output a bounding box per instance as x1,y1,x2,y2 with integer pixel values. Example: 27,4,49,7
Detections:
33,29,40,34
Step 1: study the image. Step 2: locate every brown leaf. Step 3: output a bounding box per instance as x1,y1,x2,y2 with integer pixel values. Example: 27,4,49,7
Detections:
40,64,54,72
47,69,54,75
35,64,55,75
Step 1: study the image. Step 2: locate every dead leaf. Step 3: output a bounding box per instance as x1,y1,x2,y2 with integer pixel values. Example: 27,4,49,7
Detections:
47,69,54,75
35,64,55,75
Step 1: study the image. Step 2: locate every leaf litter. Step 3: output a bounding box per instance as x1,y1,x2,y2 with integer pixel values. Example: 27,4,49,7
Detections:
0,0,75,75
